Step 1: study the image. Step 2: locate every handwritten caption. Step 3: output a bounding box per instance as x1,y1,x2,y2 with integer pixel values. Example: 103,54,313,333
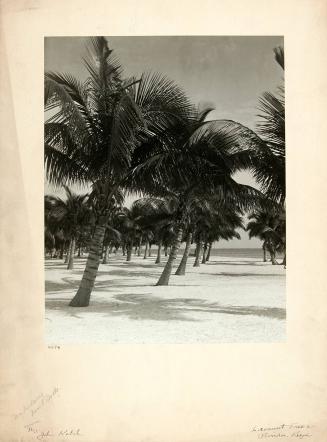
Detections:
14,388,59,420
13,387,82,440
25,421,81,440
252,423,314,439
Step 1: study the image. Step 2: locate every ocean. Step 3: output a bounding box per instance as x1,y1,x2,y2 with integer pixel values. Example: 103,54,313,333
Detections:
210,248,263,259
179,247,283,260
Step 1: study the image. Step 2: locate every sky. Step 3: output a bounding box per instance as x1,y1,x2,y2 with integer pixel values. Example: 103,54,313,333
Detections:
45,36,284,248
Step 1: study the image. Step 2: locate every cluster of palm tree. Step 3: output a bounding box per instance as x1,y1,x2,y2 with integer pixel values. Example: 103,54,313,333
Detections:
45,37,285,307
45,186,92,269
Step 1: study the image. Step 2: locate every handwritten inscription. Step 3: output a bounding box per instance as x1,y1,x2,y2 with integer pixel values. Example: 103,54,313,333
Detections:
252,424,314,439
13,388,82,440
25,421,81,440
14,388,59,420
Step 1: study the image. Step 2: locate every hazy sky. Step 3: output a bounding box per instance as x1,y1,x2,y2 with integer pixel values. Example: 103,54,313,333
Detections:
45,36,283,248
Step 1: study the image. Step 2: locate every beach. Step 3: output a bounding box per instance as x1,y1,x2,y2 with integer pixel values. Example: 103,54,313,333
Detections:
45,249,286,344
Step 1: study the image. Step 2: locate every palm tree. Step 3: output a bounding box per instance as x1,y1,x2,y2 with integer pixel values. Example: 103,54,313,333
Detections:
102,225,122,264
45,187,91,269
188,199,243,269
132,116,264,285
246,208,285,264
45,37,193,306
116,201,154,262
155,224,176,264
252,46,285,205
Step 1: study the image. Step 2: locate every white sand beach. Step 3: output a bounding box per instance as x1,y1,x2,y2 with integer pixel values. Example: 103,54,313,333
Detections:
45,251,286,344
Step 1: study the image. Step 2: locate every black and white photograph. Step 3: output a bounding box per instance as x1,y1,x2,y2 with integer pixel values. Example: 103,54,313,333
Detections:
44,36,286,344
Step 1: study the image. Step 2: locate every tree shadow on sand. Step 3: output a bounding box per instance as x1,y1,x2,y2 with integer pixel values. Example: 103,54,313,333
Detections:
45,275,158,294
45,293,286,322
199,272,282,278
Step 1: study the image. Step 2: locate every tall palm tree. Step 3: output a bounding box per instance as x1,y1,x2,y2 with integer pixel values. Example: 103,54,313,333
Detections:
131,116,264,285
252,46,285,205
45,37,193,306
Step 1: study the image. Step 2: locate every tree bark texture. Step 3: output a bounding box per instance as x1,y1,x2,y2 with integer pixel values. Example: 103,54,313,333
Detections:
69,225,106,307
175,232,192,275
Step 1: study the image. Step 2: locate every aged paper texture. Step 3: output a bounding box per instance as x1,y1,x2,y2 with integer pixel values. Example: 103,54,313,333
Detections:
1,0,327,441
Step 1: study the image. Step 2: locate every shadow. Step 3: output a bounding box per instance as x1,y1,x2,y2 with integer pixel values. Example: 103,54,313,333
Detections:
83,269,161,279
200,272,282,278
45,279,78,292
46,293,286,322
119,260,165,268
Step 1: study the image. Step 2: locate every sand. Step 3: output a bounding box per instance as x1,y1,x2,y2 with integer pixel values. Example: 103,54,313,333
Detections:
45,252,286,344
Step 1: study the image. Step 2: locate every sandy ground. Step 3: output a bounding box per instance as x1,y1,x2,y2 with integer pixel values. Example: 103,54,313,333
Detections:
45,253,286,344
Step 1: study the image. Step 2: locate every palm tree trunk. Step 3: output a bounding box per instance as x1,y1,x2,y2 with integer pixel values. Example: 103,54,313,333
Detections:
164,245,168,257
143,241,149,259
156,227,183,286
59,243,64,260
282,252,286,267
102,245,108,264
271,251,278,265
155,240,162,264
175,232,192,275
148,244,152,257
67,238,76,269
263,242,267,262
64,247,69,263
193,240,202,267
122,243,126,256
201,242,208,264
267,242,278,265
137,235,143,256
69,225,106,307
126,241,133,261
206,242,212,262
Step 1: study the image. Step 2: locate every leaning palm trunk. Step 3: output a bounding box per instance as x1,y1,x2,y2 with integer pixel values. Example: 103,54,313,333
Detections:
67,238,76,270
156,227,183,286
201,242,208,264
206,242,212,262
69,225,106,307
193,241,202,267
175,232,192,275
155,240,162,264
